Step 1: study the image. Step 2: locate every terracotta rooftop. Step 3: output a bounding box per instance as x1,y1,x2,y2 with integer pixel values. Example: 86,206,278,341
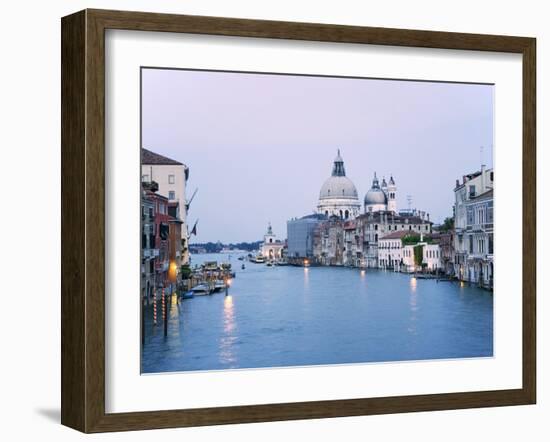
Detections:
356,211,430,225
141,148,185,166
380,231,411,240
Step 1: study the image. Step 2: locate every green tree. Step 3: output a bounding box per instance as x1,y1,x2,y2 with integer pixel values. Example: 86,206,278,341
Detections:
180,264,192,279
413,244,424,267
439,217,454,232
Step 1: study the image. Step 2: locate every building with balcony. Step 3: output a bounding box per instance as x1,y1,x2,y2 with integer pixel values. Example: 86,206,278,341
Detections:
463,189,494,288
141,189,156,302
141,148,190,264
453,165,494,288
142,183,171,290
355,210,432,268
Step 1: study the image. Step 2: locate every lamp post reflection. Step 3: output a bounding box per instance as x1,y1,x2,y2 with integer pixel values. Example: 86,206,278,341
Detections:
219,295,237,365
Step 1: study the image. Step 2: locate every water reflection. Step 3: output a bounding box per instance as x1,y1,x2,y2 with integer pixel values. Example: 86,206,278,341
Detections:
219,295,237,365
142,253,494,373
410,276,417,293
408,286,418,336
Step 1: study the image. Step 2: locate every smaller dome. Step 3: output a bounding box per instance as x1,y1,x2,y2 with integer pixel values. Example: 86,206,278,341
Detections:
364,188,388,205
364,172,388,206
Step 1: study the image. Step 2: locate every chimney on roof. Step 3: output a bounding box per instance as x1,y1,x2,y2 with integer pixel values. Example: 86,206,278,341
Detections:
427,213,430,222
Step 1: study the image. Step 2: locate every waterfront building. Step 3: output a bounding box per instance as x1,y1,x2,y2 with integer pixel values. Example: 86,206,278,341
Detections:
378,231,408,270
355,211,432,268
317,150,361,219
312,210,432,268
438,231,455,276
142,148,190,264
287,214,327,262
401,238,441,273
313,217,345,265
453,166,494,286
463,189,494,288
378,231,441,272
144,184,171,289
168,201,184,289
423,243,442,272
292,148,434,269
141,188,156,301
343,219,361,267
259,222,285,260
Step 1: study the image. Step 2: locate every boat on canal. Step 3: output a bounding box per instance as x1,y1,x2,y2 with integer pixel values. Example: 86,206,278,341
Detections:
274,260,289,266
181,291,195,299
190,283,211,295
413,273,437,280
250,255,266,264
213,280,227,292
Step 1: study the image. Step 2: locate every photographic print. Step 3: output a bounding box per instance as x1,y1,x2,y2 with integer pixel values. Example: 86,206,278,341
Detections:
140,68,494,374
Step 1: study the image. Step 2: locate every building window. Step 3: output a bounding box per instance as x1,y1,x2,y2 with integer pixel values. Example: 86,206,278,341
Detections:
168,191,175,200
469,236,473,253
469,185,476,198
168,175,175,184
142,174,149,182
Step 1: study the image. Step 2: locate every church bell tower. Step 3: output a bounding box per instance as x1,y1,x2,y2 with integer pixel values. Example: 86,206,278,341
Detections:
387,175,397,213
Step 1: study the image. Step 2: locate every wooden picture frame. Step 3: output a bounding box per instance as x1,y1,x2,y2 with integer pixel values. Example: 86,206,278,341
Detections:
61,8,536,433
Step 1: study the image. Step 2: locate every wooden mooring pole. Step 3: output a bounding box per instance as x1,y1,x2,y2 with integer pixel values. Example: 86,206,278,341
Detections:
153,289,157,325
141,295,145,345
163,287,168,337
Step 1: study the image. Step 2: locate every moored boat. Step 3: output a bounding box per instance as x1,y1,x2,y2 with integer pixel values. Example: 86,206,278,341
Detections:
213,280,226,292
181,291,195,299
274,260,289,266
190,283,211,295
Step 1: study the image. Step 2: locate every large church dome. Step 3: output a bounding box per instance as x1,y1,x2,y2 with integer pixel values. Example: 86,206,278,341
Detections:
319,176,359,200
317,150,360,219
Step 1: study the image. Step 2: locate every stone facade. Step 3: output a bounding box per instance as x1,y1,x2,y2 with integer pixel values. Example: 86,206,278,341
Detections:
453,166,494,288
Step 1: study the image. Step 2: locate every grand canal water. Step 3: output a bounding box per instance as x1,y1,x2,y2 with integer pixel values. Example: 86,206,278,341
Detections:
141,253,493,373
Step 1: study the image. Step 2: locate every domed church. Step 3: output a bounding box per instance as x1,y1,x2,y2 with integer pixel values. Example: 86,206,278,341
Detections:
364,173,397,214
317,150,361,219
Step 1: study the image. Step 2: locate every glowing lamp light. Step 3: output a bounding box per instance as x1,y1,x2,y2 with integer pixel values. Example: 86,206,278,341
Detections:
168,261,178,283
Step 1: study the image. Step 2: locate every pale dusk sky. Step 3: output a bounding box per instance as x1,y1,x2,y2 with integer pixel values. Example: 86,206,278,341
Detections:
142,68,494,243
